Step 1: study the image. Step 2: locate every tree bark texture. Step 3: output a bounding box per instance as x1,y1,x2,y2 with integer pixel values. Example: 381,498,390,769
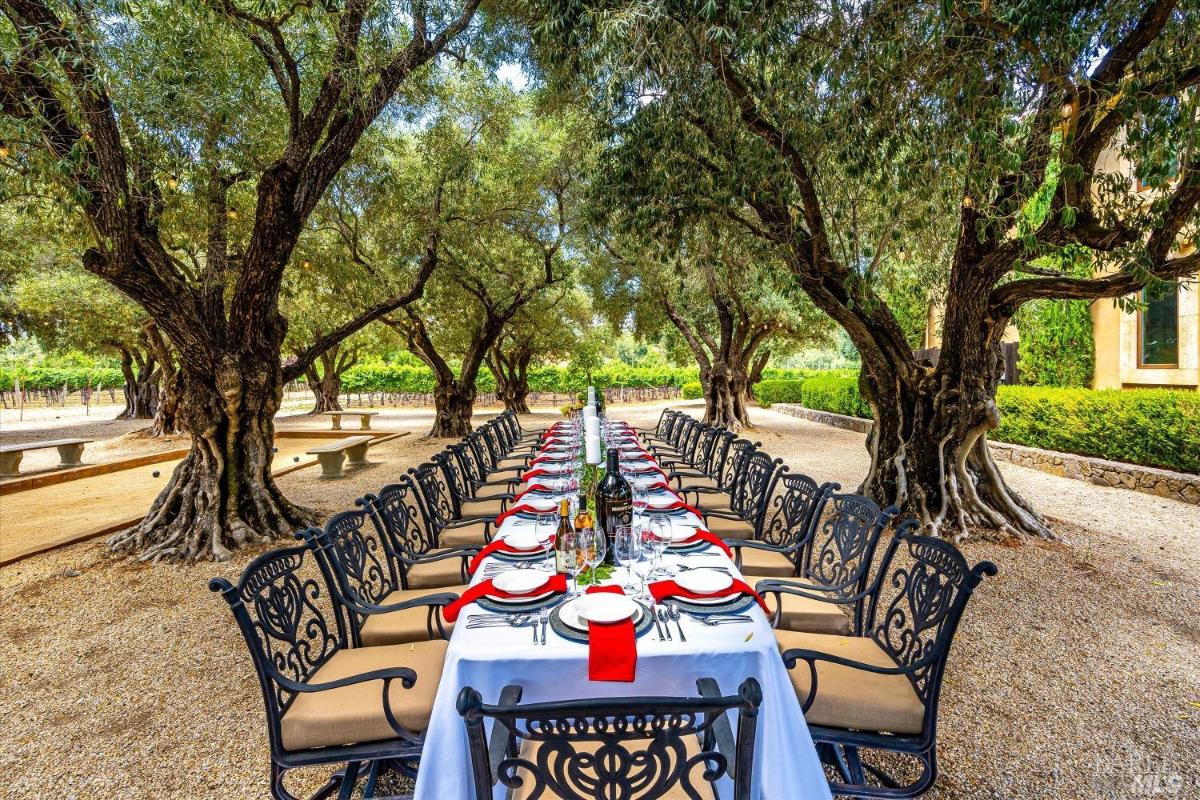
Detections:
144,323,179,437
115,344,158,421
488,340,533,413
305,345,356,414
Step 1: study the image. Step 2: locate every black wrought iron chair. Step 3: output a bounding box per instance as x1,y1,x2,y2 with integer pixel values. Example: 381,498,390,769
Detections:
299,508,462,646
211,545,447,800
362,477,479,585
457,677,763,800
645,413,697,462
751,492,895,636
775,526,997,798
409,462,494,547
670,428,735,492
633,407,676,446
727,473,838,578
681,438,757,514
701,449,782,539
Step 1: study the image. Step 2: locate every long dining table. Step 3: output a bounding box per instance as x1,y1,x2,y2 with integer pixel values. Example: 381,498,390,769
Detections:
413,419,833,799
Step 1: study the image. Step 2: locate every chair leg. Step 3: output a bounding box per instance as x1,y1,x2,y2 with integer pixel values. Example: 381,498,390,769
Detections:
271,762,303,800
844,746,867,784
336,761,362,800
362,759,383,798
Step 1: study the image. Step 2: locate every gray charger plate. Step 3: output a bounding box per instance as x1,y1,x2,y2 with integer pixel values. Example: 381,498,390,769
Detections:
475,589,567,615
549,600,656,644
667,593,758,617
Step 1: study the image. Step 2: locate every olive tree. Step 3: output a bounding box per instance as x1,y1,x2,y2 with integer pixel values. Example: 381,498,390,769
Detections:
1,0,481,560
537,0,1200,537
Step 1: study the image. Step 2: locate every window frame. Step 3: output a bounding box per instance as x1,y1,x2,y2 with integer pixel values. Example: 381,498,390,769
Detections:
1136,285,1180,369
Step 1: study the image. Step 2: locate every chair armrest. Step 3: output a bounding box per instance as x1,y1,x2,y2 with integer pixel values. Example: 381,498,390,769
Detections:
271,664,419,696
403,546,480,567
695,677,739,780
444,516,493,530
351,591,459,616
726,539,799,572
779,646,939,712
702,509,741,521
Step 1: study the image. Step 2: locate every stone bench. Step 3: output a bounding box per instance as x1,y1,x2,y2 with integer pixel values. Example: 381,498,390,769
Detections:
322,411,379,431
305,435,374,479
0,438,94,478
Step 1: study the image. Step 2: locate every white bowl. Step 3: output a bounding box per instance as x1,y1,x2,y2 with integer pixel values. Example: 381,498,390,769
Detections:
675,571,734,596
491,571,551,595
501,530,545,551
573,593,639,624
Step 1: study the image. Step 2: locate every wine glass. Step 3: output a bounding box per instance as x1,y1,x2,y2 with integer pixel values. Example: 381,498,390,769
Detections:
631,526,657,601
535,513,558,562
581,527,606,587
560,528,581,596
632,486,648,517
613,526,637,593
647,519,670,578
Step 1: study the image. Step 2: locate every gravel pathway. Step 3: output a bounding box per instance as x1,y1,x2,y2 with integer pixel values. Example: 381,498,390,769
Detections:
1,401,1197,799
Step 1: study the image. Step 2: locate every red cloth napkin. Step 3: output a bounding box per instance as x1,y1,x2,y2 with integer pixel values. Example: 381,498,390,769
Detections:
513,484,563,504
641,480,682,497
493,501,558,526
644,499,704,518
649,578,769,615
675,529,733,557
584,586,636,682
520,467,551,482
444,574,567,622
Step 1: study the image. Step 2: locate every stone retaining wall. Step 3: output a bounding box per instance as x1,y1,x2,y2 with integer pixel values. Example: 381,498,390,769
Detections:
771,403,1200,506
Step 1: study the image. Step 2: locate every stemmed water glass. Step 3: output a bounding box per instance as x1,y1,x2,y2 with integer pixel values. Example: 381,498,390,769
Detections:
632,486,648,517
631,525,657,601
613,526,637,593
646,519,670,578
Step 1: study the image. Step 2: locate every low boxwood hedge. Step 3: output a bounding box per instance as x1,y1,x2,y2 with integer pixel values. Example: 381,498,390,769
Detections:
682,381,703,399
753,376,1199,474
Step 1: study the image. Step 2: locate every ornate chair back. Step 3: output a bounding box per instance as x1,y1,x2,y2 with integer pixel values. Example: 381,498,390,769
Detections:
861,526,999,741
410,462,459,533
209,545,345,757
718,438,757,491
803,493,898,632
757,473,839,559
457,678,763,800
433,451,472,517
730,450,783,528
298,508,400,647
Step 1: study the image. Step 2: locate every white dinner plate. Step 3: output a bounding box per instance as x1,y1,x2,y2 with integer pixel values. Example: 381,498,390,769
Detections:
501,530,548,551
562,594,639,627
666,527,698,543
675,570,734,595
491,571,552,595
647,497,681,510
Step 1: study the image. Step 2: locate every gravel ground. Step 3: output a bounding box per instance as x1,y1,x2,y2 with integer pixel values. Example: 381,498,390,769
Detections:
1,401,1198,799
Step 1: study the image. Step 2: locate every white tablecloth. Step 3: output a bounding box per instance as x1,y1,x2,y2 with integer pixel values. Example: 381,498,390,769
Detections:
414,456,832,799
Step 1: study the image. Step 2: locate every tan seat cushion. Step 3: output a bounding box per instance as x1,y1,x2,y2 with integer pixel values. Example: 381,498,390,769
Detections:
461,496,506,517
440,520,490,547
679,476,719,491
358,585,467,646
694,493,733,513
280,640,448,751
704,514,755,539
775,630,924,734
743,576,850,635
512,733,716,800
737,547,797,578
473,484,512,500
405,554,468,589
497,455,531,469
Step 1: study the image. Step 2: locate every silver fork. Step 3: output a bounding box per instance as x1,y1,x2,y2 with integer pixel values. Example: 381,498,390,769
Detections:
539,607,549,645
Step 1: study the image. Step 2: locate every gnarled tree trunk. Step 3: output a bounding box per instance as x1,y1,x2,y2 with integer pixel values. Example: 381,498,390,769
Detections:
307,369,343,413
700,361,751,429
488,341,533,413
109,348,315,562
115,345,158,420
430,380,477,437
145,324,180,437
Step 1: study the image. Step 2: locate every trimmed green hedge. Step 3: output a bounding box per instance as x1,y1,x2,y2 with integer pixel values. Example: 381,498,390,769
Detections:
994,387,1200,473
754,376,871,418
754,376,1199,474
682,381,703,399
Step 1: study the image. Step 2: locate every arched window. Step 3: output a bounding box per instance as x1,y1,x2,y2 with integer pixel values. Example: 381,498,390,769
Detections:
1139,285,1179,367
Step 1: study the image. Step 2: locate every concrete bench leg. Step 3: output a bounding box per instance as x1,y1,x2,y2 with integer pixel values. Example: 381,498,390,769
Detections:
0,451,22,478
316,451,346,479
359,415,372,430
330,415,343,431
346,441,370,467
56,443,86,468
